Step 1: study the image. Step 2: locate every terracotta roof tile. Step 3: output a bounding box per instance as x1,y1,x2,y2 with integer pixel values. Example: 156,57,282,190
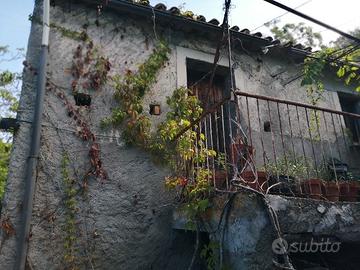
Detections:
105,1,314,54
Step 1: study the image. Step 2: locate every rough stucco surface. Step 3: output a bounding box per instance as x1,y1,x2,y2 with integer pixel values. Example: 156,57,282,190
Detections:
173,194,276,270
267,195,360,242
0,2,176,269
1,1,360,270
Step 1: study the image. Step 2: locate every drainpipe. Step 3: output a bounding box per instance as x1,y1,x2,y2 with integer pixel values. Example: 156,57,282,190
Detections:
15,0,50,269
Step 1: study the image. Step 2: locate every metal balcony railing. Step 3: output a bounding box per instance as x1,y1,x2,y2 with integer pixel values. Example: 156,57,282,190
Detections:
187,91,360,201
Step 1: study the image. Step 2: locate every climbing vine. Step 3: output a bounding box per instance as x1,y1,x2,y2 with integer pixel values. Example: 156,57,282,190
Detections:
71,40,111,94
47,81,107,182
155,87,216,224
102,41,170,147
29,14,91,43
102,43,217,223
200,241,220,270
301,50,328,137
62,154,79,269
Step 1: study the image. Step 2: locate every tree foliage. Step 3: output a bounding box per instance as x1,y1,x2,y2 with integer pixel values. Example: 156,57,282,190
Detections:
0,46,22,199
267,21,324,48
266,21,360,92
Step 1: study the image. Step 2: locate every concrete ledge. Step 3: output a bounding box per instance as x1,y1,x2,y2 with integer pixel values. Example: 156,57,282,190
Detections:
267,195,360,242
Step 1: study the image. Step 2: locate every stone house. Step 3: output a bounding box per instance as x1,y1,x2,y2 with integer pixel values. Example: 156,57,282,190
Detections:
1,0,360,269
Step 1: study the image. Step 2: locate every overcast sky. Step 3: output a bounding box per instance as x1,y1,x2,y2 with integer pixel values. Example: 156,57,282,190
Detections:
1,0,359,72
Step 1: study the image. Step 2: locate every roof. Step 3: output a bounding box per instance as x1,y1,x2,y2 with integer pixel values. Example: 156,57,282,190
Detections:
81,0,313,56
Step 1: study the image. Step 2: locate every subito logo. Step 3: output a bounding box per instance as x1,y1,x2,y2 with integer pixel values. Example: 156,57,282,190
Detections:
272,238,289,255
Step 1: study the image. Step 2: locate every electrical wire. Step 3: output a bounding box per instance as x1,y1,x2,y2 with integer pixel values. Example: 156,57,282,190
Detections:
251,0,313,32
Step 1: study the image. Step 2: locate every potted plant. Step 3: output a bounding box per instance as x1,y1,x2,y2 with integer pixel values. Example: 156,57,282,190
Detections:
322,181,340,202
264,155,308,196
229,138,254,167
320,158,348,202
213,152,230,189
339,173,360,202
214,170,228,189
301,178,324,200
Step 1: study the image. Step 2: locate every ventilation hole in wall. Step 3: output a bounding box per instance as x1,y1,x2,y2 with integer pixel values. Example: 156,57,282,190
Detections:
149,104,161,115
74,93,91,106
264,121,271,132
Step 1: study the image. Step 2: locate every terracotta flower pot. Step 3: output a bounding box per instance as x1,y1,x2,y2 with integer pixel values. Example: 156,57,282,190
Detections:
269,175,298,196
214,170,228,189
323,182,340,202
339,181,359,202
301,179,324,200
230,142,254,166
240,171,268,192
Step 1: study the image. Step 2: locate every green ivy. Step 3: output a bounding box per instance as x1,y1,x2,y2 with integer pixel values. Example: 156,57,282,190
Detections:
62,154,79,270
200,241,220,270
29,15,91,43
102,41,170,146
0,141,11,199
157,88,216,224
103,44,216,223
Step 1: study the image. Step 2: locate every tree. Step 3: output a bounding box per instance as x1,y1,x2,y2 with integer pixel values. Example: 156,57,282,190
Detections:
0,46,22,199
331,28,360,48
267,21,324,49
266,22,359,93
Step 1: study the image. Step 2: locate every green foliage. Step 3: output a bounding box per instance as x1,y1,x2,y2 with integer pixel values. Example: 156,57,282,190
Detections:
301,50,329,134
181,10,195,19
268,22,324,48
103,42,216,225
102,41,170,146
263,155,310,182
136,0,150,5
159,88,216,223
152,87,204,162
301,50,329,104
200,241,219,270
331,28,360,49
0,141,11,199
62,154,79,269
0,46,21,199
29,15,91,43
335,59,360,91
0,70,19,114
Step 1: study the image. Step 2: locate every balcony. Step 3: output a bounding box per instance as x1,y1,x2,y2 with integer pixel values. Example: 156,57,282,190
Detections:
186,91,360,201
171,91,360,269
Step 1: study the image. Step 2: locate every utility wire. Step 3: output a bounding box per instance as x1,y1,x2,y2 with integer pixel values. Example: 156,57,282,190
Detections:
318,16,360,34
251,0,312,32
264,0,360,44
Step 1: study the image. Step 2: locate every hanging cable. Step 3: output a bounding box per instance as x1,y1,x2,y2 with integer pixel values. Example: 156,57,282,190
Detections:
251,0,312,32
264,0,360,44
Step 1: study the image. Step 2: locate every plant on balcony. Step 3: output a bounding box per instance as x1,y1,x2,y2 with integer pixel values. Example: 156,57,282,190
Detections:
264,155,309,196
339,172,360,202
317,163,340,202
101,41,220,226
157,87,217,225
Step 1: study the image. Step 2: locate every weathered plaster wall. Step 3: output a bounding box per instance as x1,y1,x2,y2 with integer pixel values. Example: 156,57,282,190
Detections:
173,194,360,270
267,195,360,242
173,193,276,270
1,1,360,269
1,2,177,269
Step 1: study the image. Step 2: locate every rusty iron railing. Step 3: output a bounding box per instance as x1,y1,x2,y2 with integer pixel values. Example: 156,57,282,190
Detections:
190,91,360,201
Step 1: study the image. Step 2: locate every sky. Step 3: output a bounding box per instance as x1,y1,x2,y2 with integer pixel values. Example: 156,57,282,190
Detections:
0,0,359,73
